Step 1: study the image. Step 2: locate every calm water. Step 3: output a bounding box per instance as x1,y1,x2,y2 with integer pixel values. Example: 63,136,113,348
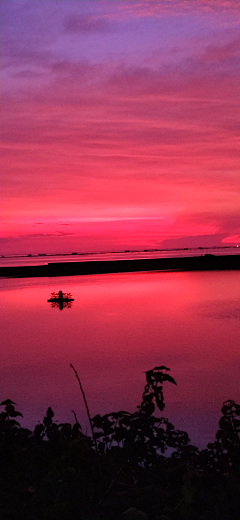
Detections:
0,270,239,448
0,246,239,267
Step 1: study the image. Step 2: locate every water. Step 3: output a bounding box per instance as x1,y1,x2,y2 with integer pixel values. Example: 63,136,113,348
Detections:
0,270,239,449
0,246,239,267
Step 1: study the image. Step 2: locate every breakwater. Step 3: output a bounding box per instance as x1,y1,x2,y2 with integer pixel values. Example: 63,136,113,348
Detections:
0,254,239,278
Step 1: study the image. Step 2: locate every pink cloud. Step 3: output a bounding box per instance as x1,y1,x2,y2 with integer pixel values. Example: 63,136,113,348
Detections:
221,235,240,244
200,39,239,63
64,14,112,33
1,0,239,254
112,0,239,20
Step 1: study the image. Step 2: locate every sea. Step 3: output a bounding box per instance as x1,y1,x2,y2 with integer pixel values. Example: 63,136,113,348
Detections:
0,247,239,449
0,245,239,267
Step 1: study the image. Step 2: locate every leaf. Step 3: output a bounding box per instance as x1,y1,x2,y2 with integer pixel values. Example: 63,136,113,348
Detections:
6,419,20,428
221,405,230,415
145,370,154,385
216,430,227,440
219,417,231,430
6,404,16,416
153,372,164,383
121,416,131,427
154,386,163,394
162,374,177,385
11,411,23,417
34,424,45,436
155,396,164,411
153,366,170,371
94,432,103,439
102,422,113,435
43,416,52,428
114,410,130,417
142,402,155,416
46,407,54,419
0,399,16,406
142,393,154,402
114,427,127,442
72,422,82,431
157,401,165,412
92,414,103,428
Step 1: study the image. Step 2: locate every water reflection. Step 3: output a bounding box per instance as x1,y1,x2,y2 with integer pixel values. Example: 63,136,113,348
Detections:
1,271,239,448
47,290,74,310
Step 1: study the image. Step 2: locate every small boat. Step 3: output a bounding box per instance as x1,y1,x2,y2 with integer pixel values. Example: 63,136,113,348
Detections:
48,290,74,309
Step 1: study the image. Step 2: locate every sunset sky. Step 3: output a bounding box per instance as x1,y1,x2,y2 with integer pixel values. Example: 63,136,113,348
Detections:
1,0,239,254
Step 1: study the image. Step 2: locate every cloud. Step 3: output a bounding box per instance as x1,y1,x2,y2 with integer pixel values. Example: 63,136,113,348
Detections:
159,234,228,248
1,0,239,254
114,0,239,19
201,39,239,63
63,14,112,33
17,231,76,239
221,235,240,244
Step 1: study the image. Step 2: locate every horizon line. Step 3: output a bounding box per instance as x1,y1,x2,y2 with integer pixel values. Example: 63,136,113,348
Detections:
1,245,239,259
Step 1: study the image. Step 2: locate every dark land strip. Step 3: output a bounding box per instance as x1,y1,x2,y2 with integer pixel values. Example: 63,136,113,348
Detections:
0,254,239,278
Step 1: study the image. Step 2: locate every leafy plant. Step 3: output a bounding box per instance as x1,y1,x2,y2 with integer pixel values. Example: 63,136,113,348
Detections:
0,366,239,520
139,366,176,414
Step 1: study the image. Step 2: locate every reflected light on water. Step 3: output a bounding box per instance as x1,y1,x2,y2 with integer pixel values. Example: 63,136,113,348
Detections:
0,270,239,447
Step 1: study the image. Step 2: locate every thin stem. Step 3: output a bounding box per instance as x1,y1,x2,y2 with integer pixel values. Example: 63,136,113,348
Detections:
71,409,80,427
70,363,98,451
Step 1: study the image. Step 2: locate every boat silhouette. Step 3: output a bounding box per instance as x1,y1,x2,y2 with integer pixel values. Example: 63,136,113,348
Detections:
48,290,74,309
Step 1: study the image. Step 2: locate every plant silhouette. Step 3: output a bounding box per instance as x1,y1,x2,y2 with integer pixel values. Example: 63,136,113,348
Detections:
0,366,240,520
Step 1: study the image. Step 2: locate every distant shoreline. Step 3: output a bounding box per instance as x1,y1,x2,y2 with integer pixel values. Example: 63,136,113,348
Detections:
0,254,239,279
0,245,238,260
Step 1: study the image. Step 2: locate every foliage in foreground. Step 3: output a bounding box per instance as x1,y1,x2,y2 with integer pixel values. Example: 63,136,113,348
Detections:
0,366,240,520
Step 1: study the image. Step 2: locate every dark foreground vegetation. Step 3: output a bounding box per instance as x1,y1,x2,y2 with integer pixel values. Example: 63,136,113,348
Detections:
1,366,240,520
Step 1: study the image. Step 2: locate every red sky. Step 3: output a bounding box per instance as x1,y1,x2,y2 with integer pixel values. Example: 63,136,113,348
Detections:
1,0,239,254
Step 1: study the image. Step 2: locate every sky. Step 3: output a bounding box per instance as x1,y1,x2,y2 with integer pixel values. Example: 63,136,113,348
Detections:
1,0,239,254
